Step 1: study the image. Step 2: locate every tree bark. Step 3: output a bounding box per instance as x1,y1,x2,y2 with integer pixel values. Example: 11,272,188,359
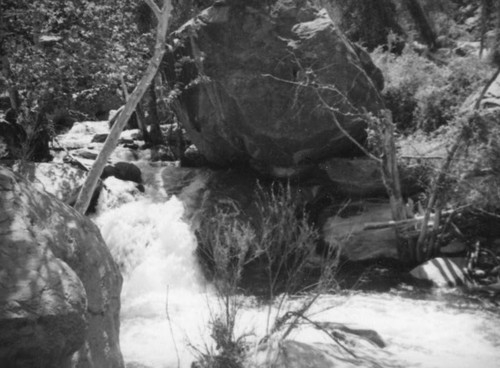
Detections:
403,0,438,50
479,0,490,58
74,0,172,214
145,77,164,145
120,74,150,142
0,55,21,112
377,110,417,262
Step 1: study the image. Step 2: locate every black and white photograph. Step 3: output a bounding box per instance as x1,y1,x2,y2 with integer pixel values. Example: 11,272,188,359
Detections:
1,1,500,367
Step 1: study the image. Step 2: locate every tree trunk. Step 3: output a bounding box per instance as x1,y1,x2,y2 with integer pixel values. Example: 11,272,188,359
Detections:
403,0,438,50
0,55,21,112
120,74,150,142
74,0,172,214
480,0,490,58
377,110,417,262
145,78,164,145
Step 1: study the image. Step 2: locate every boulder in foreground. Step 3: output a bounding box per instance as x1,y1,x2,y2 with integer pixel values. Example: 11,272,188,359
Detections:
0,167,124,368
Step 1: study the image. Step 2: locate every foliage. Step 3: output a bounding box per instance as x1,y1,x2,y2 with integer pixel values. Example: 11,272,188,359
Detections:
447,110,500,211
373,46,491,133
192,181,327,367
324,0,404,51
1,0,153,120
196,182,320,297
192,313,249,368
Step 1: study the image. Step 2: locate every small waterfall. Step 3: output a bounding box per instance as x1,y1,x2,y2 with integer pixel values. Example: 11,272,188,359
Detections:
95,190,211,367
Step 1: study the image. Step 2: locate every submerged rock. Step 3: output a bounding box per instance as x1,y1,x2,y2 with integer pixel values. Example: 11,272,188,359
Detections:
247,338,383,368
168,1,384,177
0,167,124,368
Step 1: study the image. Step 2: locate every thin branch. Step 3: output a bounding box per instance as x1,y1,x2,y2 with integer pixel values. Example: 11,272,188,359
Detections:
296,315,357,358
474,66,500,110
315,91,381,163
144,0,162,21
165,286,180,368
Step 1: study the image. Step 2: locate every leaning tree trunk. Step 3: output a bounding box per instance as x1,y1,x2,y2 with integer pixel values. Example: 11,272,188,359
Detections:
403,0,438,50
74,0,172,214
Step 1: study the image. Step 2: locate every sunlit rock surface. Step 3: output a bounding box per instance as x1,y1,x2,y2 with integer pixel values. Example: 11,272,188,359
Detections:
410,257,469,287
12,162,86,203
0,167,124,368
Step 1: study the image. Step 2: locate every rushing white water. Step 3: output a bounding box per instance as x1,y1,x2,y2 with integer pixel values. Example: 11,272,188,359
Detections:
95,192,210,367
94,167,500,368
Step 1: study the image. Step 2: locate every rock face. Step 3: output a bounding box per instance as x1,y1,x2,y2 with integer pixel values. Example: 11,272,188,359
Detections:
410,257,469,287
320,158,386,197
322,201,399,261
168,1,384,176
13,162,87,203
0,167,123,368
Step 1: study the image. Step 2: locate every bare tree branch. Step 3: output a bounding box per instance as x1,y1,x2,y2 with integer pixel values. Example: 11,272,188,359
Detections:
144,0,162,22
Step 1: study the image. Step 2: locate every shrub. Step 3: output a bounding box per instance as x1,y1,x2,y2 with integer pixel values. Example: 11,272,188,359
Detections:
196,182,320,296
448,110,500,212
372,47,491,133
372,46,445,133
192,315,248,368
192,182,341,368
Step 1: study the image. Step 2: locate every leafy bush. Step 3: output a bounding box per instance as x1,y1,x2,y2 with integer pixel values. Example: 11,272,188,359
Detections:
372,47,491,133
448,110,500,212
192,314,248,368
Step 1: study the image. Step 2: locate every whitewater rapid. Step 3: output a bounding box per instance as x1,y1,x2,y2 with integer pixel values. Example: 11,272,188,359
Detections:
93,169,500,368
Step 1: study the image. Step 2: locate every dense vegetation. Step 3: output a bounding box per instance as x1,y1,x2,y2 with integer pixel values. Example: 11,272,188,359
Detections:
2,1,500,366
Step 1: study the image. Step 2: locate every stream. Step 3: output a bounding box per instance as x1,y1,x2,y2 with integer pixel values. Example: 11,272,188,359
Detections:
55,121,500,367
92,162,500,368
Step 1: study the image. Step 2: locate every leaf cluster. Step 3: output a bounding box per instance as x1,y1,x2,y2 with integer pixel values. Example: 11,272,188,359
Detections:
1,0,154,117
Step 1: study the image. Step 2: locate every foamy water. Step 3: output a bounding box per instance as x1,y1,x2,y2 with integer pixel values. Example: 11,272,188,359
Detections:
90,165,500,368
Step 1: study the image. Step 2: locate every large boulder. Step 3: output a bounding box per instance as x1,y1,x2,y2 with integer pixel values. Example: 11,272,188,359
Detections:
0,167,124,368
12,162,87,203
0,119,26,160
102,162,143,185
168,1,384,177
